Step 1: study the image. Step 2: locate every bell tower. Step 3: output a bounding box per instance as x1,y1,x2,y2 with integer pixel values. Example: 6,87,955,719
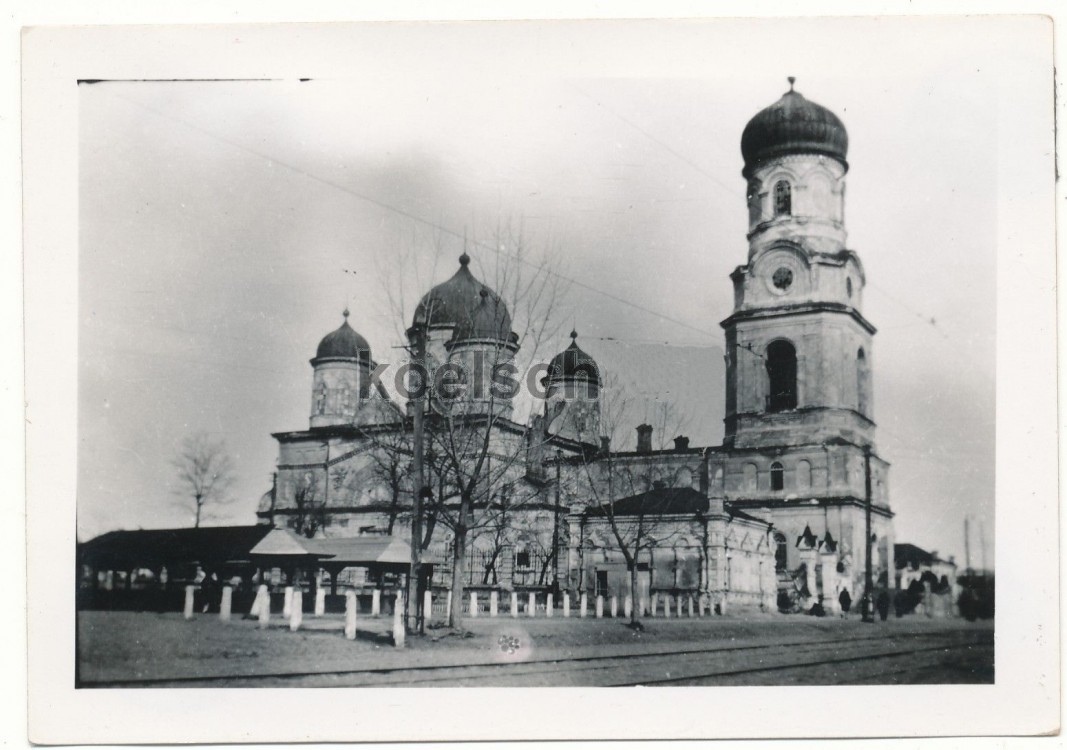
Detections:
709,79,895,601
723,78,875,451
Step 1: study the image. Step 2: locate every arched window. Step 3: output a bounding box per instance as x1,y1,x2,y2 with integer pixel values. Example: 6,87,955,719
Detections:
773,532,788,572
796,459,812,490
742,463,758,492
770,462,785,491
846,277,853,299
766,340,797,412
774,180,792,217
857,347,870,415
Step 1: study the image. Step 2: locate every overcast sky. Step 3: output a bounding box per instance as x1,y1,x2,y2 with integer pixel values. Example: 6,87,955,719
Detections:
77,19,1003,567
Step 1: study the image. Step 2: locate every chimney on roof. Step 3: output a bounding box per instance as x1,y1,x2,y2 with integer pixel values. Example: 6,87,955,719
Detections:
600,436,611,455
673,435,690,452
636,424,653,454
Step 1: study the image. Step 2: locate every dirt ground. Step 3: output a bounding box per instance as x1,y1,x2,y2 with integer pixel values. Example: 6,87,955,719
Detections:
77,609,993,685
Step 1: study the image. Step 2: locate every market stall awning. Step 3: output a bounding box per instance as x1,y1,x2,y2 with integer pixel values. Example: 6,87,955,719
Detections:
250,529,437,567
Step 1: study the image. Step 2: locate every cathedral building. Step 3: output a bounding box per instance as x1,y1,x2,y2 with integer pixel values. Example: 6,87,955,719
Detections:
256,80,893,614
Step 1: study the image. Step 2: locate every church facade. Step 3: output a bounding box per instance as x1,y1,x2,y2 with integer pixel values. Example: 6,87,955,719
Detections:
256,81,893,615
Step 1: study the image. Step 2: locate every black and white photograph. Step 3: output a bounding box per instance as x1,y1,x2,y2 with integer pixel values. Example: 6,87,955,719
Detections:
21,10,1058,743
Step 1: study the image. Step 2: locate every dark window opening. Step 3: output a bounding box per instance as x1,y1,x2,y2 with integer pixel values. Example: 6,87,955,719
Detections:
774,180,792,217
515,551,531,569
774,532,788,572
766,340,798,412
857,347,870,415
770,462,785,491
595,570,609,597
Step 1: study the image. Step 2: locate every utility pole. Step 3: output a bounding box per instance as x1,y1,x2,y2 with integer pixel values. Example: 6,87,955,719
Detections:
406,317,428,635
979,518,987,580
862,444,874,623
552,450,562,593
964,515,972,576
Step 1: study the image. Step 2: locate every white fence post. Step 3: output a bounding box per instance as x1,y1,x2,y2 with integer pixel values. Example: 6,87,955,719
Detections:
183,585,195,620
344,591,357,639
528,592,536,617
490,591,499,617
423,590,433,626
469,591,478,617
511,592,519,618
371,589,381,616
624,595,633,619
563,593,571,618
257,585,270,627
580,592,588,618
547,594,554,617
219,585,232,622
289,590,303,631
595,595,604,618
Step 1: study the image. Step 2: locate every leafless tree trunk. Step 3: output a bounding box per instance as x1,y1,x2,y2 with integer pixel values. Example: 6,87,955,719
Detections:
172,432,236,528
571,374,683,627
373,218,569,631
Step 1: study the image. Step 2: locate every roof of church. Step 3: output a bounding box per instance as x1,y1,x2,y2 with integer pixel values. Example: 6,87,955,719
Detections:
313,309,373,363
741,79,849,173
544,330,601,385
413,252,506,330
585,486,709,517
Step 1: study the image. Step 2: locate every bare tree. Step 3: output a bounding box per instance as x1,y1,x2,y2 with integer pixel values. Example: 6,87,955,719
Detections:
569,374,684,626
376,218,569,629
290,470,329,539
172,432,236,528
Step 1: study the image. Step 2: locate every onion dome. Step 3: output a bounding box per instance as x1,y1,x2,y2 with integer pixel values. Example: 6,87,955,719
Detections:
413,252,505,329
543,330,601,386
449,288,516,345
312,309,373,364
741,78,848,174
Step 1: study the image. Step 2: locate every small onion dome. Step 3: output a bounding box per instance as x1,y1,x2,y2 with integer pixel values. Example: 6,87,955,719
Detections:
312,309,373,364
741,78,848,174
448,288,517,346
413,252,505,329
543,330,601,386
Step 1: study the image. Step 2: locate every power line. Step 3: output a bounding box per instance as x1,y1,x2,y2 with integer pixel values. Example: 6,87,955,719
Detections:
569,82,955,344
103,87,718,340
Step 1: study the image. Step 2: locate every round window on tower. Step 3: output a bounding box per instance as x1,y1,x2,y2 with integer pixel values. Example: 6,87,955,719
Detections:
772,267,794,291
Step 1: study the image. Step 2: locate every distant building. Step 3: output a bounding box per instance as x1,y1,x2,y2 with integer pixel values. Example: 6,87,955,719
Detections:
895,543,958,593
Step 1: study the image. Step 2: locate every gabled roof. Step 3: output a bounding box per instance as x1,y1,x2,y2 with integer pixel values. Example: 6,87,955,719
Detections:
584,486,709,517
894,542,955,569
796,524,819,549
250,529,436,566
77,525,274,569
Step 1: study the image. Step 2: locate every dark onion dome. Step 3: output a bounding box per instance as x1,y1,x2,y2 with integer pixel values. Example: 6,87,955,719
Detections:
448,288,517,346
543,330,601,386
741,78,848,174
413,251,505,329
312,309,373,363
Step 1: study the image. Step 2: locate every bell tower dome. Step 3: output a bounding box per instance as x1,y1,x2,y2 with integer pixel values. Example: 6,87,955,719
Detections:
723,80,875,450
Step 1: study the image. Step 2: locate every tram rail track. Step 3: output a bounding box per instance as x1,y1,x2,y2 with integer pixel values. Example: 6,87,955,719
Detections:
82,629,992,688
